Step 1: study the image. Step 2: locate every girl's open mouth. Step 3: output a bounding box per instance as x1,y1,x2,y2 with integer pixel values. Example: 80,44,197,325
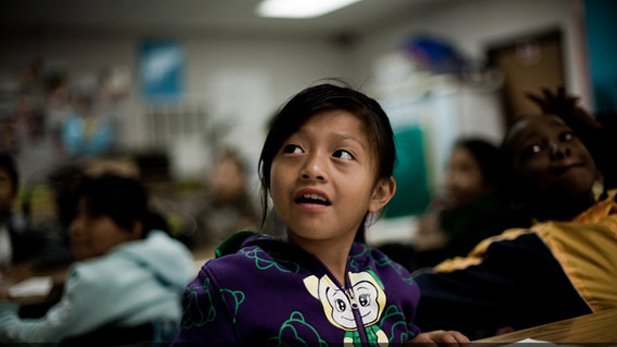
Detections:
295,194,331,206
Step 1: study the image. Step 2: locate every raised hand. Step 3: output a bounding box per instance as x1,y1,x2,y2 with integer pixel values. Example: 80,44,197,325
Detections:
525,86,601,131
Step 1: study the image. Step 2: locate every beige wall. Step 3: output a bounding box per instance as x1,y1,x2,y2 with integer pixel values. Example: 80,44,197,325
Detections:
0,0,590,181
352,0,589,108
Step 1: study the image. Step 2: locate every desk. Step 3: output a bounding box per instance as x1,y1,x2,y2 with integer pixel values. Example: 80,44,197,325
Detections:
475,309,617,344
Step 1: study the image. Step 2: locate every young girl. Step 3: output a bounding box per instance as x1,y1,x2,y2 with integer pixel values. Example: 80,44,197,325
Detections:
172,83,469,346
381,139,517,272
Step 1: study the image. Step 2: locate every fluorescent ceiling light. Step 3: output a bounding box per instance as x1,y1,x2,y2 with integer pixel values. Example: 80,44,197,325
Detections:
256,0,362,18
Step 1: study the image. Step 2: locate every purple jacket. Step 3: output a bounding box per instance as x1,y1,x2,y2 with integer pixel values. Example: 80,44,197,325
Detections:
173,231,421,346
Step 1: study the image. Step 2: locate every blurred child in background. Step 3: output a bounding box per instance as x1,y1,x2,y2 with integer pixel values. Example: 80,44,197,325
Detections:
379,138,518,271
0,152,46,282
415,139,514,253
0,174,194,344
187,150,260,248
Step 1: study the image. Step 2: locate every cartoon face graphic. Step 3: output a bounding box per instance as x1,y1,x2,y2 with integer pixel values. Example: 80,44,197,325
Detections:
353,280,381,324
304,271,386,331
324,286,356,329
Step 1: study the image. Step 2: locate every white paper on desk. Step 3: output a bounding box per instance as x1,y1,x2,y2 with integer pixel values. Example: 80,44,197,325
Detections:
8,276,53,297
501,338,557,346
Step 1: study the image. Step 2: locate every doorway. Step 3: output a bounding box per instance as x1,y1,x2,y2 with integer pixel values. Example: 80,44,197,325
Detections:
487,30,565,125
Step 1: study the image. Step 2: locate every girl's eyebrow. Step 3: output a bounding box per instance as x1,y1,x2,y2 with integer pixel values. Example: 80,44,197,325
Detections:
516,120,569,144
331,133,367,150
511,129,538,146
548,119,569,128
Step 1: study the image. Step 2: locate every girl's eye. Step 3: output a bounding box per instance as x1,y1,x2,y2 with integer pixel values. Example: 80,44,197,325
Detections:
560,131,574,142
454,163,473,174
531,144,542,153
521,144,542,159
283,144,303,154
333,150,354,160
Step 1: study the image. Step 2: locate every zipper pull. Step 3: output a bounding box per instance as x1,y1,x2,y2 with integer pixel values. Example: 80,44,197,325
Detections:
346,288,359,310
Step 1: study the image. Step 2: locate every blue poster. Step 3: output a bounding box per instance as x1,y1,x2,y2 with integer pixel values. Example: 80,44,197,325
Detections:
139,39,184,100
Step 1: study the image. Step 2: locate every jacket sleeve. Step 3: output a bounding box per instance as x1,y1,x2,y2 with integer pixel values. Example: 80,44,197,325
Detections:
172,266,238,345
414,232,591,338
0,264,126,343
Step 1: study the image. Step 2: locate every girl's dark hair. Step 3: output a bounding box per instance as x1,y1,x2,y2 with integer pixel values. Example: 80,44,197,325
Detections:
454,138,500,185
0,152,19,195
75,174,153,238
258,82,396,225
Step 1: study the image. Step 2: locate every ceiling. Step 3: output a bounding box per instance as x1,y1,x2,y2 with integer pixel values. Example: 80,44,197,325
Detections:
3,0,456,40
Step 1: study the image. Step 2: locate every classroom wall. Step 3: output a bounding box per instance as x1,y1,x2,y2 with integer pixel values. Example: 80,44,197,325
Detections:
0,34,355,179
181,36,356,174
0,0,591,180
584,0,617,114
352,0,590,109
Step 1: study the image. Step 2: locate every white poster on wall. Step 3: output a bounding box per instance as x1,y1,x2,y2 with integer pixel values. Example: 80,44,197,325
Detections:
206,69,272,175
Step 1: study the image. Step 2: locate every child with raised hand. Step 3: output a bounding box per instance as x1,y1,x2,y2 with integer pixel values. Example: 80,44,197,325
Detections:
172,83,469,346
525,86,616,189
414,110,617,339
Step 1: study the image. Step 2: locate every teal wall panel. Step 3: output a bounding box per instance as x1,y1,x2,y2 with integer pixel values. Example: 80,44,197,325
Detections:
384,126,431,218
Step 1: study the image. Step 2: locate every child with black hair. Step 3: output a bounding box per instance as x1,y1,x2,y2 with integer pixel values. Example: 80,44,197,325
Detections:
414,107,617,339
173,83,468,346
380,138,519,271
187,149,260,248
0,174,194,344
0,152,46,279
524,86,616,190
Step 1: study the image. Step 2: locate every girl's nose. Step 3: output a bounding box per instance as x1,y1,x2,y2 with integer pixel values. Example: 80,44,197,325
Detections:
300,153,328,181
444,169,456,189
550,142,571,160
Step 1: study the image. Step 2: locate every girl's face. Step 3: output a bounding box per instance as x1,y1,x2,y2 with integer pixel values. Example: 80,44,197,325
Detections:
69,197,139,261
507,115,596,202
210,156,245,203
444,146,489,208
269,110,394,247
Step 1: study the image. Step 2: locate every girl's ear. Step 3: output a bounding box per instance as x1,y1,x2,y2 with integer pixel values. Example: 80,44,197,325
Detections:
368,177,396,213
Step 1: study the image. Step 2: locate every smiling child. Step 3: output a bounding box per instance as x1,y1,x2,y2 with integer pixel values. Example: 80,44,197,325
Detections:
414,112,617,338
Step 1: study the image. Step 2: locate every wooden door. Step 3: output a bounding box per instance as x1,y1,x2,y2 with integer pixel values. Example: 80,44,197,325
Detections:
487,30,565,125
